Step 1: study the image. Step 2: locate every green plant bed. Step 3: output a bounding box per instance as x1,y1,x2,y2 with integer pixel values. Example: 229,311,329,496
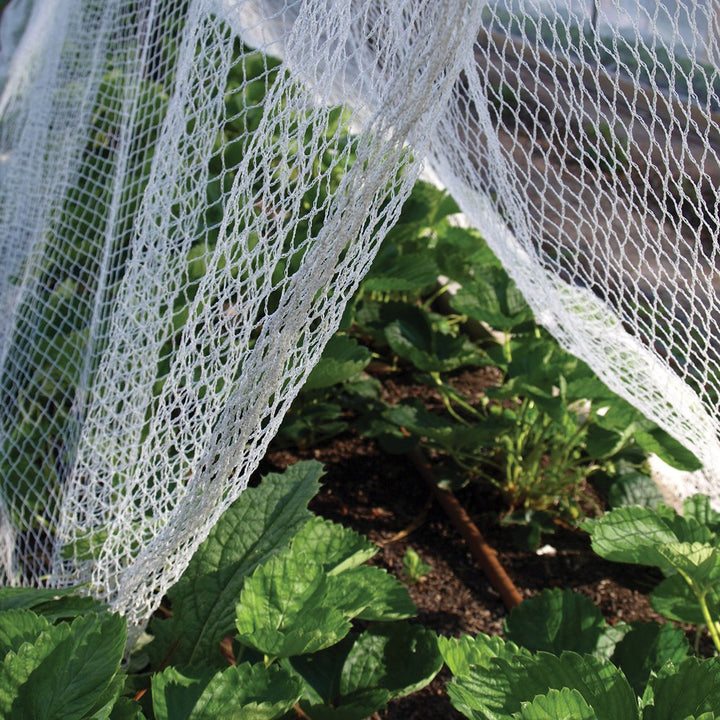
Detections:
7,454,719,719
274,178,701,549
0,461,443,719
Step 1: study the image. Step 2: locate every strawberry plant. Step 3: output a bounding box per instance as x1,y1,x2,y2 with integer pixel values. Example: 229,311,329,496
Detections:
503,588,691,694
441,630,720,720
401,547,431,585
323,181,699,542
0,592,127,719
147,462,441,719
0,461,442,719
438,496,720,719
271,178,701,550
584,494,720,653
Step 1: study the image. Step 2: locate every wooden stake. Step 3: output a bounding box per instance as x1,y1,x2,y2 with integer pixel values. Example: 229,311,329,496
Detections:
407,447,523,610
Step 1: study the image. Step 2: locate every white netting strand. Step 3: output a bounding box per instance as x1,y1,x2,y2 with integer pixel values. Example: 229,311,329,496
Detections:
0,0,478,629
2,0,720,631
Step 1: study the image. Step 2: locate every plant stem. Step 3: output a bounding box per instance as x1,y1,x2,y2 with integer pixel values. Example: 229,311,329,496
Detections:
503,332,513,363
516,397,531,434
452,453,502,487
558,417,590,465
697,589,720,654
431,372,481,422
422,282,452,310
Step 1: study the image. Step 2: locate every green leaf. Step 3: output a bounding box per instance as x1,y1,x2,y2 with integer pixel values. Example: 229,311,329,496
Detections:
0,612,126,719
651,573,720,625
148,461,322,669
276,399,346,447
607,471,664,509
586,401,645,458
503,589,607,656
450,271,532,331
236,512,414,658
504,337,578,389
284,636,353,707
434,226,489,284
565,377,620,403
84,673,126,720
152,667,210,720
193,663,301,720
633,428,701,472
290,516,376,574
667,514,716,545
108,697,145,720
0,610,49,656
299,688,389,720
363,247,441,292
516,688,599,719
611,622,690,695
352,299,414,344
448,652,638,720
386,180,460,233
60,528,109,562
0,587,83,612
583,507,681,568
683,495,720,535
31,613,126,719
437,633,530,678
340,624,441,700
293,624,441,719
235,553,355,658
32,595,108,622
585,424,628,459
384,307,486,373
445,680,492,720
341,566,416,621
643,658,720,720
0,623,66,716
655,542,720,586
363,416,419,455
154,663,302,720
303,336,371,391
595,622,632,662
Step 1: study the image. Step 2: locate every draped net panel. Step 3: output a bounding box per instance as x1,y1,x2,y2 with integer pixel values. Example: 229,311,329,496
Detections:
0,0,719,631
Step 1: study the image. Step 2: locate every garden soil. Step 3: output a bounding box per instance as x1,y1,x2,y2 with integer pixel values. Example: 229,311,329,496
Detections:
259,368,706,719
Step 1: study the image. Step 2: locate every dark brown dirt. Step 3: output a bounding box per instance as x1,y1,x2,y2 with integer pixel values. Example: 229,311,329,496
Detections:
264,432,672,719
262,441,661,718
261,365,708,719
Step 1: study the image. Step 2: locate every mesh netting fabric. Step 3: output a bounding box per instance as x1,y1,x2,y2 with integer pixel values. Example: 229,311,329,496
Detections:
0,0,477,630
1,0,720,631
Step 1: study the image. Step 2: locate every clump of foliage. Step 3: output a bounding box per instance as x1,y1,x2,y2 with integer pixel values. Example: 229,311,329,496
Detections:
441,628,720,720
503,588,691,693
440,495,720,719
0,462,442,718
584,493,720,653
275,179,700,546
0,590,127,719
7,488,720,718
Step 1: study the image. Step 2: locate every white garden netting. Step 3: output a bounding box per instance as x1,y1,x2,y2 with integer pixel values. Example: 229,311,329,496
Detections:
1,0,719,630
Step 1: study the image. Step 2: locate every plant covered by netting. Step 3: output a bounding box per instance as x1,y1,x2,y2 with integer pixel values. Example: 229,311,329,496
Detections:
1,0,720,633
